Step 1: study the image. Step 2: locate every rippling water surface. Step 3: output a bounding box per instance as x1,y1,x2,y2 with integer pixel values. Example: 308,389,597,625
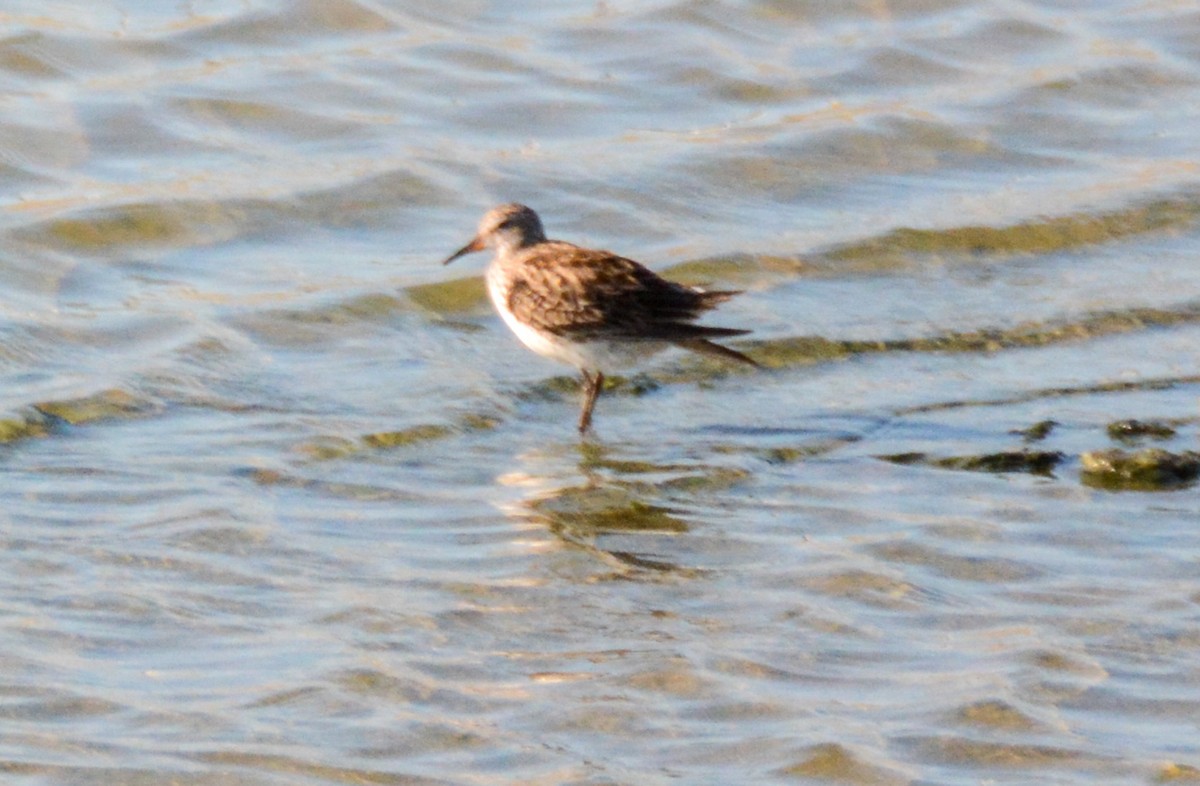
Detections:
3,1,1200,783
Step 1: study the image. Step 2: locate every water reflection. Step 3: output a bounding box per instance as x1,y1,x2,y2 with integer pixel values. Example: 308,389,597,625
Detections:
497,441,700,577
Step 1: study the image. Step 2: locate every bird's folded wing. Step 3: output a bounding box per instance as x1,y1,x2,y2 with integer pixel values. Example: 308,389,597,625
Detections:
505,245,732,339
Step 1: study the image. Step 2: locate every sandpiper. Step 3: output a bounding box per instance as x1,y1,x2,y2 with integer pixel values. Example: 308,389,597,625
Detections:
442,204,757,433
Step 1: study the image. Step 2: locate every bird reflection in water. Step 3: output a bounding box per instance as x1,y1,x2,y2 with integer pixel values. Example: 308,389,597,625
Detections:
496,441,705,577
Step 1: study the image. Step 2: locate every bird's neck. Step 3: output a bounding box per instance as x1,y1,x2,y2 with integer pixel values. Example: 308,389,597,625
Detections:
495,234,545,259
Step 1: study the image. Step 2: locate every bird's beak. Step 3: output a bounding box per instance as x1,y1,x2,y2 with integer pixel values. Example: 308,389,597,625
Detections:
442,236,485,265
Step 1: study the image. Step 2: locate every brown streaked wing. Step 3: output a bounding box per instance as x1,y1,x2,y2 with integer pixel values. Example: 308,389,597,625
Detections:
505,244,740,341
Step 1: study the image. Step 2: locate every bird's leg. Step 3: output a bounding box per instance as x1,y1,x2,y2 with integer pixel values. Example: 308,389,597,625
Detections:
578,370,604,433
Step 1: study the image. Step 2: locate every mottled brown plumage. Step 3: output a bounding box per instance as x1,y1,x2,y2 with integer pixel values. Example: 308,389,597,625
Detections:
503,243,746,342
443,204,757,432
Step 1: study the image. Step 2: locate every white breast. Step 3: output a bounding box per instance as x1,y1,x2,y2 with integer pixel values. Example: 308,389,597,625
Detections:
485,263,664,371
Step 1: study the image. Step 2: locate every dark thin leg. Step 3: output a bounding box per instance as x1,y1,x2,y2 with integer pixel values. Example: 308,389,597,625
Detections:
578,370,604,433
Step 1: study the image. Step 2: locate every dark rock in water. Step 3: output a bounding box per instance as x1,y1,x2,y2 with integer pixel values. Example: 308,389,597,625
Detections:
934,450,1064,475
878,451,927,466
1014,419,1057,442
878,450,1064,476
1105,418,1177,444
1081,447,1200,491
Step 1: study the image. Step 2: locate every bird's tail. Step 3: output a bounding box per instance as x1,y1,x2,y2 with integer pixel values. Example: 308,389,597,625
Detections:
694,289,743,310
674,338,759,368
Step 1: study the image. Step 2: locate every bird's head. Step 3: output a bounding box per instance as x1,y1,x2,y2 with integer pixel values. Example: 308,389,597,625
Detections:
442,203,546,265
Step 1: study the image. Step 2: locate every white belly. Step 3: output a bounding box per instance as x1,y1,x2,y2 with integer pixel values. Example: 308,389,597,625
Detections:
486,265,663,371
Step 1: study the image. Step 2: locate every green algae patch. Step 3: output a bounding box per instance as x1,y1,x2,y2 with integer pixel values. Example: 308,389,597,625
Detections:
1157,762,1200,783
826,193,1200,265
34,389,157,425
335,293,405,322
566,498,687,533
804,569,918,610
526,373,660,401
738,336,857,368
2,395,154,443
913,736,1081,767
575,444,688,475
296,436,359,461
530,375,583,399
241,467,418,502
28,201,243,254
888,305,1200,353
777,742,909,785
1080,448,1200,491
762,445,826,464
748,303,1200,372
45,209,185,249
658,466,750,493
900,373,1200,416
458,412,502,432
663,253,805,286
956,699,1045,732
531,486,689,534
879,450,1063,476
1106,418,1176,444
604,373,661,395
405,275,487,315
245,468,287,486
751,436,862,465
300,423,456,460
361,424,453,449
0,413,50,443
576,448,748,494
302,415,499,461
870,541,1037,583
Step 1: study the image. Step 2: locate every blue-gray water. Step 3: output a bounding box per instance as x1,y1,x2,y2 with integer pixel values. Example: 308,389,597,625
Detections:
2,1,1200,783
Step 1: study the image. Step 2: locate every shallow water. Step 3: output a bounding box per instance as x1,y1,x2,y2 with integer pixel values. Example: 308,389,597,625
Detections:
2,1,1200,783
